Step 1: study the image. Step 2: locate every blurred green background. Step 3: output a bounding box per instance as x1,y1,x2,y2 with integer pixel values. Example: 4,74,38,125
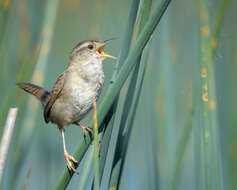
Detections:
0,0,236,189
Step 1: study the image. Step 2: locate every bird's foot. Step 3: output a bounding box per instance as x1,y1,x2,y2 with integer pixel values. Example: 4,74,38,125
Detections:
81,126,93,135
74,122,93,136
64,152,78,174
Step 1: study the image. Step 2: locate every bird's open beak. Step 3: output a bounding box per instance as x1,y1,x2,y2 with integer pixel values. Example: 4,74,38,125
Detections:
97,42,117,60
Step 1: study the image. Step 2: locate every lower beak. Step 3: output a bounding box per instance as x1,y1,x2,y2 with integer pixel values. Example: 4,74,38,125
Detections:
100,52,117,60
97,43,117,60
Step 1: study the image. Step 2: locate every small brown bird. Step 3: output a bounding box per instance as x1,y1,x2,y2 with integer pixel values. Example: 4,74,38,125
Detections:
17,39,116,173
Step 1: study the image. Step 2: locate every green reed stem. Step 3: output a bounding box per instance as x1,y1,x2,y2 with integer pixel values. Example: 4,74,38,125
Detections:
199,0,226,189
97,0,140,188
108,0,152,188
92,97,100,190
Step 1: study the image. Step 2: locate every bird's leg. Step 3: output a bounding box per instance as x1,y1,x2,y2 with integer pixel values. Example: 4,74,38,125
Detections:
61,129,78,173
74,122,93,136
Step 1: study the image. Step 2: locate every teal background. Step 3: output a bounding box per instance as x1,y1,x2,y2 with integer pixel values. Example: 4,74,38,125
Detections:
0,0,236,189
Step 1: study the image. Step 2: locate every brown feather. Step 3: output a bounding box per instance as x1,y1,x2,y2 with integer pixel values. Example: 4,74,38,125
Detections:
17,83,50,106
43,72,66,123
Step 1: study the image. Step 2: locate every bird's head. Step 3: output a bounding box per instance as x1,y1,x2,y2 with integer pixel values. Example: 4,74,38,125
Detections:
70,39,116,63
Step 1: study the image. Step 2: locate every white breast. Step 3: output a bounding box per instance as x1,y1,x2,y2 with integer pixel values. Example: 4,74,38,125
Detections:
50,59,104,127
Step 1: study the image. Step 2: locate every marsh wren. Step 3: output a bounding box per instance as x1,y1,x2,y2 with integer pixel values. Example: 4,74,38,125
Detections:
17,39,116,173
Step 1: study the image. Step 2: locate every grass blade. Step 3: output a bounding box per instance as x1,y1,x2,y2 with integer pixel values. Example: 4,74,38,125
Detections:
0,0,11,47
109,41,152,188
77,145,94,190
199,0,227,189
108,0,152,187
200,0,215,187
92,97,100,190
168,108,194,189
98,0,140,187
211,0,228,57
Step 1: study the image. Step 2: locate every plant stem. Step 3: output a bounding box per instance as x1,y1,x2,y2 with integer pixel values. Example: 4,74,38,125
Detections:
200,0,224,189
99,0,140,188
0,108,18,184
92,97,100,190
168,109,194,189
77,145,94,190
108,0,152,188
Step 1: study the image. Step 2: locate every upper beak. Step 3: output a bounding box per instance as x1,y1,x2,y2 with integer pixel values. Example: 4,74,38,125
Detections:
97,41,117,60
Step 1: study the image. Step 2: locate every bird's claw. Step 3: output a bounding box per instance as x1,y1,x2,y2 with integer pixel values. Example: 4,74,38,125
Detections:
81,126,93,136
64,152,78,174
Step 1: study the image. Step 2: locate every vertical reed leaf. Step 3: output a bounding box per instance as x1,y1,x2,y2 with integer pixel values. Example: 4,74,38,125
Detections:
200,0,215,187
211,0,228,57
92,97,100,190
160,11,175,187
211,0,228,188
54,0,171,189
109,41,152,189
0,108,18,184
77,145,94,190
98,0,140,187
0,0,11,47
168,108,194,189
109,0,152,188
200,0,223,189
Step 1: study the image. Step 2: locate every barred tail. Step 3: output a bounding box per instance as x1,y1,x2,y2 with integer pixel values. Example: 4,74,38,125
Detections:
17,82,50,105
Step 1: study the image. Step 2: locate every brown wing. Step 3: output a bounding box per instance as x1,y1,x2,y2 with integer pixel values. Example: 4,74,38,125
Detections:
43,72,66,123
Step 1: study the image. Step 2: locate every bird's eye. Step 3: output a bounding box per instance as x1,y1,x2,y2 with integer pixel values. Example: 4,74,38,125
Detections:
88,44,94,50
